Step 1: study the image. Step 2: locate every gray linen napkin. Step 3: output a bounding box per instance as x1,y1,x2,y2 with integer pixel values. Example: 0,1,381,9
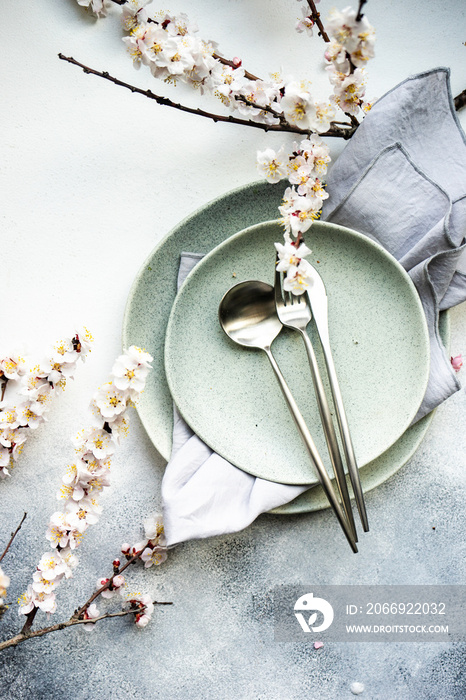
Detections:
161,68,465,546
322,68,466,420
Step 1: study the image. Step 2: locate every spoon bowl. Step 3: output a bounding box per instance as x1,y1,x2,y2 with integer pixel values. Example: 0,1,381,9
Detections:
218,280,282,349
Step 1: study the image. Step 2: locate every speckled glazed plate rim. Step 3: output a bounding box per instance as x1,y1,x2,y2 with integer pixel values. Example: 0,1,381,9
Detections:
164,219,430,485
122,180,447,512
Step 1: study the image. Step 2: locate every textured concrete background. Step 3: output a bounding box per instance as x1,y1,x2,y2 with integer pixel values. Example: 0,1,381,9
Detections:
1,0,466,698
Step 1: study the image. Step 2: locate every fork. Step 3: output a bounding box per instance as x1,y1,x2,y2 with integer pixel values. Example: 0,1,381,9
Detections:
274,254,357,541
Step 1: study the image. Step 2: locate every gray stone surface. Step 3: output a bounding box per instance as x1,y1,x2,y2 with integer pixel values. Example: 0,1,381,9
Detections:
1,304,465,700
1,0,466,697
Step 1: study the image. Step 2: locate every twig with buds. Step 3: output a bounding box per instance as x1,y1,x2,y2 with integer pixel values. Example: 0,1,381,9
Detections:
0,546,172,652
57,54,357,139
306,0,330,42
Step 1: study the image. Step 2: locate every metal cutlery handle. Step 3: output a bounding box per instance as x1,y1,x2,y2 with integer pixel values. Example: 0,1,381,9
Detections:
308,274,369,533
263,347,358,553
299,330,357,542
319,339,369,532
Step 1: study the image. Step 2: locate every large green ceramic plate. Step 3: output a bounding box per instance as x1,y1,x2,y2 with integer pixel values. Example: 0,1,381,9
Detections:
164,220,430,485
123,181,448,511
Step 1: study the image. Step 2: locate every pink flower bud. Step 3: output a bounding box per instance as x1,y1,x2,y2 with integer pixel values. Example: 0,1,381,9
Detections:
113,558,121,568
121,543,131,554
232,56,242,68
451,354,463,372
97,577,109,589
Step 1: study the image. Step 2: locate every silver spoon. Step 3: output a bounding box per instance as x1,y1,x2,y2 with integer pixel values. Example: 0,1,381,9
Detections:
219,280,358,553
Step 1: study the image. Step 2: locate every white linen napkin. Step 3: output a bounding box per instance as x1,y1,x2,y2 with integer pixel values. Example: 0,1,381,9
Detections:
162,68,466,547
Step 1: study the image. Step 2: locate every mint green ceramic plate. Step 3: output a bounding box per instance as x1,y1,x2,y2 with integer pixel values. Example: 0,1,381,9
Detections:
164,220,430,486
123,181,447,511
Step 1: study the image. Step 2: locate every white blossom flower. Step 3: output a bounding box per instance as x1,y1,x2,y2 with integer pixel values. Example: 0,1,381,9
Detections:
256,147,288,184
65,496,102,530
106,414,129,444
0,354,26,380
280,193,320,235
141,546,168,568
283,258,314,295
0,566,10,605
73,327,94,357
330,68,366,115
0,446,11,470
312,101,336,133
26,382,54,416
120,0,151,32
113,574,125,590
127,593,155,628
83,603,100,630
17,586,35,615
208,64,246,106
275,240,312,272
32,590,57,614
324,39,350,73
76,0,107,18
234,79,281,125
74,427,116,460
46,512,71,549
46,512,85,550
37,551,68,582
326,7,375,66
143,513,165,545
163,11,198,37
141,26,177,68
93,383,128,421
59,548,79,577
32,571,59,596
163,37,197,77
112,353,150,394
122,23,148,66
39,357,76,386
295,6,314,36
281,81,317,131
131,540,149,556
15,401,44,430
0,407,19,430
52,338,79,365
307,178,329,208
97,574,125,599
288,162,314,195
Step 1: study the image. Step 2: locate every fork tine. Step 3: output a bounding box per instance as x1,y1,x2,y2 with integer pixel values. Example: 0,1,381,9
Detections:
274,252,284,307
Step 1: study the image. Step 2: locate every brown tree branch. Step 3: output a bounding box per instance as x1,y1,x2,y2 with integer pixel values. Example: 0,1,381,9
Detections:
0,602,172,652
356,0,368,22
57,54,357,139
0,513,27,564
306,0,330,42
72,549,142,620
454,89,466,111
